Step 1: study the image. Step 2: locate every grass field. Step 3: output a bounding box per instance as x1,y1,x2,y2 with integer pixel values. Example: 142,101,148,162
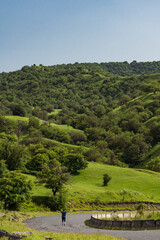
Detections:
29,162,160,209
67,162,160,205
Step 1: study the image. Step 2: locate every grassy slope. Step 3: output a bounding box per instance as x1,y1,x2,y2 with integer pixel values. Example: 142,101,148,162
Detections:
5,115,29,122
30,162,160,205
67,163,160,203
5,115,84,133
4,115,88,151
42,138,89,152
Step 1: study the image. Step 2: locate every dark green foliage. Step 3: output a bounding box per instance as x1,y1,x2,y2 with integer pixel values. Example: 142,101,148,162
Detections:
0,160,8,177
11,104,26,117
100,61,160,76
0,115,16,133
28,116,40,129
1,62,160,172
47,190,67,211
32,109,48,120
147,157,160,172
63,153,88,174
103,173,111,186
40,125,71,143
69,131,87,145
0,172,32,209
27,144,56,171
0,140,30,171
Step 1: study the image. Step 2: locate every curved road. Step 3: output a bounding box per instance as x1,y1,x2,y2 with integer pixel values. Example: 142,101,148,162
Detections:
24,213,160,240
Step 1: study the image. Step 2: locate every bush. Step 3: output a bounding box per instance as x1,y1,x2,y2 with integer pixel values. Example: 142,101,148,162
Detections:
136,203,146,215
103,173,111,186
0,172,32,209
147,157,160,172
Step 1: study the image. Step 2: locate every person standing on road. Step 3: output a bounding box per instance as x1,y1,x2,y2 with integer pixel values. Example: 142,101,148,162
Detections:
61,210,67,226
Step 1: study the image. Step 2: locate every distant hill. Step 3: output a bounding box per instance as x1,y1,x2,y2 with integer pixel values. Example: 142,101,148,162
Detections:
100,60,160,76
1,61,160,113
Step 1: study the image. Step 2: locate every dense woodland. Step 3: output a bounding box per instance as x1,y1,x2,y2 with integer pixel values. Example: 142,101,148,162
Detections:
0,61,160,209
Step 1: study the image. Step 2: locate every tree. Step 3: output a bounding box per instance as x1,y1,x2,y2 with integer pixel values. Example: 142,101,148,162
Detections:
0,116,16,133
64,153,88,174
28,116,40,129
69,131,86,145
0,140,30,171
122,134,149,166
11,104,26,117
0,172,32,209
38,161,70,196
119,95,131,105
28,145,57,171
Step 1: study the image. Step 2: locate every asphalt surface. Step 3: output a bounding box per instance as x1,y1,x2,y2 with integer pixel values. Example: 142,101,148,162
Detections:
24,213,160,240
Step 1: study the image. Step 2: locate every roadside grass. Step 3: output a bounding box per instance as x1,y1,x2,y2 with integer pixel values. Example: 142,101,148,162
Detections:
131,211,160,220
0,212,126,240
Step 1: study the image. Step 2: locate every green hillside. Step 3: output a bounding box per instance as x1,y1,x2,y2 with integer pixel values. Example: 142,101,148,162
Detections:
1,65,160,168
67,162,160,204
29,162,160,208
0,62,160,212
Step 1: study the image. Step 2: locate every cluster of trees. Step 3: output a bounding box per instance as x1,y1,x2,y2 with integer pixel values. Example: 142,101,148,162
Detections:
0,61,160,117
0,131,88,209
100,61,160,76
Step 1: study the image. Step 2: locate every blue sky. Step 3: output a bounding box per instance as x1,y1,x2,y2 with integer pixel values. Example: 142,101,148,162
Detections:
1,0,160,72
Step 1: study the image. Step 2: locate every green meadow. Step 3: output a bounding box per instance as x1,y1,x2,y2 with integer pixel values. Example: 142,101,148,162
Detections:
67,162,160,204
30,162,160,207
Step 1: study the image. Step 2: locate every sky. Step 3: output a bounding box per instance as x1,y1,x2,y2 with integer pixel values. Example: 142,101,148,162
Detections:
1,0,160,72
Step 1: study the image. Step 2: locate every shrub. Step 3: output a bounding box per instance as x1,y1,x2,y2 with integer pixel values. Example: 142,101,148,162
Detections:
147,157,160,172
47,190,67,211
103,173,111,186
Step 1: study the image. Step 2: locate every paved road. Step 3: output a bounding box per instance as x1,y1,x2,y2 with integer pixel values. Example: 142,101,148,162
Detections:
24,213,160,240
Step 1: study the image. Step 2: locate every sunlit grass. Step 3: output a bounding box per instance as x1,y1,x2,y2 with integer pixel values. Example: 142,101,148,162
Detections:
28,162,160,207
67,162,160,203
48,109,62,115
5,115,29,122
